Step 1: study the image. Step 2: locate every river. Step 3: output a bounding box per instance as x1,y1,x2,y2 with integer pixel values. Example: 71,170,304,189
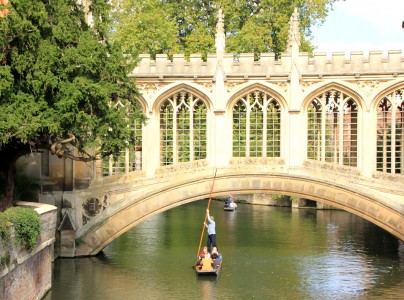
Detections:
44,200,404,300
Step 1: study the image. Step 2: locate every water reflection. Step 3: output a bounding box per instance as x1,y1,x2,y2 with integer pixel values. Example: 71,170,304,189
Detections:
196,276,218,299
45,201,404,300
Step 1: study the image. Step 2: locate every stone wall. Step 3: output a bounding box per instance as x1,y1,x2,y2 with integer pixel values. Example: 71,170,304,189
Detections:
0,202,57,300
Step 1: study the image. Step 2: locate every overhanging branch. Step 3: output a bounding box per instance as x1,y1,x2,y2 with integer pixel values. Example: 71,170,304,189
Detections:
47,133,96,162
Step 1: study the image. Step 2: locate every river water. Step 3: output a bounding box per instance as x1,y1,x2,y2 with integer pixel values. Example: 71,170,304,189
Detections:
44,200,404,300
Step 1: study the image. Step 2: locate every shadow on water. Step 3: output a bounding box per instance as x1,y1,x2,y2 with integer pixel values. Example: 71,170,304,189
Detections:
93,250,115,263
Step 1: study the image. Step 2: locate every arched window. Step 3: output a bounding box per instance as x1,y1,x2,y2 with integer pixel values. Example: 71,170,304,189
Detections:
307,89,358,166
232,90,281,158
102,102,143,176
376,89,404,174
160,91,207,166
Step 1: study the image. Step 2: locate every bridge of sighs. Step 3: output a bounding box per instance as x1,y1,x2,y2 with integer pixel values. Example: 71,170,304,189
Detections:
23,10,404,257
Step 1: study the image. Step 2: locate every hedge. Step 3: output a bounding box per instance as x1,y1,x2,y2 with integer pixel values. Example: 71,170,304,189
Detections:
0,206,41,250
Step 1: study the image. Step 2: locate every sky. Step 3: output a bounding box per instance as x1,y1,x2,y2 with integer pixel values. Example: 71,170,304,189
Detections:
311,0,404,57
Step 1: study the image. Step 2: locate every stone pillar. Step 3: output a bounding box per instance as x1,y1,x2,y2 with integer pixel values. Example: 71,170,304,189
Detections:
285,8,305,168
212,111,228,166
134,149,142,171
211,8,231,167
95,155,103,178
142,110,160,176
287,110,306,167
361,108,375,177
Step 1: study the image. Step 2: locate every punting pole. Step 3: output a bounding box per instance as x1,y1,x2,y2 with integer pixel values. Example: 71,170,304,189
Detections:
196,169,217,259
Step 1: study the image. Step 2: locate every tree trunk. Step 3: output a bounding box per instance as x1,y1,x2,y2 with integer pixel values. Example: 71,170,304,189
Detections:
0,149,18,212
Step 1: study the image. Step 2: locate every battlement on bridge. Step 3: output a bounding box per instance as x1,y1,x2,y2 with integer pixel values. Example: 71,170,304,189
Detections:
132,50,404,78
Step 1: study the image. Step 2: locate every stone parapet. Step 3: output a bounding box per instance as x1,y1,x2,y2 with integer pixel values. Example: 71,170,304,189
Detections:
131,51,404,78
0,202,57,300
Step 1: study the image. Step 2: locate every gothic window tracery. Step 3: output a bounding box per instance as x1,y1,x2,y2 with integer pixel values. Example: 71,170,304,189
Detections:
376,89,404,174
159,91,207,166
102,102,143,176
232,90,281,158
307,89,358,166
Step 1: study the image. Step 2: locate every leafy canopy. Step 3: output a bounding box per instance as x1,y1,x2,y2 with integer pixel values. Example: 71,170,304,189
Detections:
0,0,144,160
110,0,337,59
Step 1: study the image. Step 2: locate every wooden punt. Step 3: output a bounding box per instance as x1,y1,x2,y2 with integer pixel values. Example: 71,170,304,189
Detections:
195,258,223,276
224,206,236,211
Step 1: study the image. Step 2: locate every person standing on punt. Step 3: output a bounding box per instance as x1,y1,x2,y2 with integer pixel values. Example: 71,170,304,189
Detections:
205,209,217,253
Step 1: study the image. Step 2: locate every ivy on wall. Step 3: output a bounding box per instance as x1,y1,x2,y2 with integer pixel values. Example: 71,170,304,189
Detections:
0,207,41,250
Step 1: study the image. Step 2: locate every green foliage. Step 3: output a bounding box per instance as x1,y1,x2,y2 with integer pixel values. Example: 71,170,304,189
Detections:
271,194,285,201
290,196,299,202
0,216,11,242
0,0,145,160
110,0,180,59
1,207,41,250
0,0,146,206
110,0,337,59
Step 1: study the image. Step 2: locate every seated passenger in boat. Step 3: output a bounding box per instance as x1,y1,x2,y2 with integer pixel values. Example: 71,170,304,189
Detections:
211,247,219,258
199,246,208,258
196,246,209,266
211,247,222,269
213,254,222,269
200,252,214,271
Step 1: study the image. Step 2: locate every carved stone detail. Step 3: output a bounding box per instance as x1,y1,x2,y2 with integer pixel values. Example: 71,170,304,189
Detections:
351,80,385,96
230,157,285,166
195,82,214,93
286,8,300,52
82,194,109,225
155,160,209,176
300,81,320,93
137,82,168,97
271,81,288,94
225,82,242,93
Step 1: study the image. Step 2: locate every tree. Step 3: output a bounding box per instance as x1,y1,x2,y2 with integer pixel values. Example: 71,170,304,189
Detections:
110,0,180,58
111,0,338,59
0,0,144,211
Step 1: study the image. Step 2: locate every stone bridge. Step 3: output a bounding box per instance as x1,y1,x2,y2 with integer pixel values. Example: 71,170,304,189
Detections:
51,9,404,257
62,161,404,257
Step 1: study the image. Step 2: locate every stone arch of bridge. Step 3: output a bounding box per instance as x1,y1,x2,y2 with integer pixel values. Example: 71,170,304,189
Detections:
74,171,403,256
